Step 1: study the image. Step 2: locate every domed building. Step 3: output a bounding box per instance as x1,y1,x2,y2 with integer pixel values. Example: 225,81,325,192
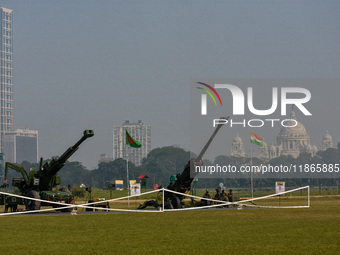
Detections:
230,110,333,159
275,110,314,158
322,130,333,150
231,133,245,157
257,141,269,159
270,143,277,158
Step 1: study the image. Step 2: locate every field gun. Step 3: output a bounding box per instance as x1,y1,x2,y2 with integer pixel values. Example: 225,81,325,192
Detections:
0,130,94,212
37,129,94,191
165,117,228,209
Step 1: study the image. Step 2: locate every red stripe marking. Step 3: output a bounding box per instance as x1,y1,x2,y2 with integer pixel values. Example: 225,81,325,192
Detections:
197,82,223,106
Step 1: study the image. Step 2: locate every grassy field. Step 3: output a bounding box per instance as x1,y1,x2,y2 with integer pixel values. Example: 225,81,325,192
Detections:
0,195,339,255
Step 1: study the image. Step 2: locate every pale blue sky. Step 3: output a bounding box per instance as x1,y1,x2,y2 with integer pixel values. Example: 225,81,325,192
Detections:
0,0,339,168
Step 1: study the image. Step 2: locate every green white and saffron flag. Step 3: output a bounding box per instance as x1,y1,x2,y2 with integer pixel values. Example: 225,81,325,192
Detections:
126,130,141,148
250,132,263,146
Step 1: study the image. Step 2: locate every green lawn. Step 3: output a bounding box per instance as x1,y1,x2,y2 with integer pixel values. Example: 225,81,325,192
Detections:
0,196,339,255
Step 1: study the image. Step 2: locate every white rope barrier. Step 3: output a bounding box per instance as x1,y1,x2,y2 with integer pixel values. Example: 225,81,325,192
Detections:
0,186,309,216
230,186,310,204
238,204,309,209
163,188,234,205
0,189,162,216
162,186,309,211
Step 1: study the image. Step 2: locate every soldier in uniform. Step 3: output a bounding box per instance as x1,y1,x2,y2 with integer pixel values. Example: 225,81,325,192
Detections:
227,189,233,207
201,190,211,206
203,190,211,199
213,188,220,201
219,190,228,208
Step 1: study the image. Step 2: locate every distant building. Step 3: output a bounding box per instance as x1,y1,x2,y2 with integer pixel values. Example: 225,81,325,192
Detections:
0,7,14,153
113,120,151,166
250,110,317,159
3,129,38,163
231,110,330,159
273,111,318,158
230,133,245,157
257,141,269,159
0,153,4,179
321,130,333,151
260,110,318,159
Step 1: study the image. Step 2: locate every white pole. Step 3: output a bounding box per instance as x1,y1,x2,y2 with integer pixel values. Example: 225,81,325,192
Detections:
308,185,310,208
127,157,130,208
162,188,165,212
251,145,254,199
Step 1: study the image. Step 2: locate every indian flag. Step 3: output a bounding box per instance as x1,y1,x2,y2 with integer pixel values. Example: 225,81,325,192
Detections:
250,132,263,146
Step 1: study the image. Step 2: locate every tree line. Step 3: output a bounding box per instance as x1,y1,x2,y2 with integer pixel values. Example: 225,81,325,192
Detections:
4,146,340,190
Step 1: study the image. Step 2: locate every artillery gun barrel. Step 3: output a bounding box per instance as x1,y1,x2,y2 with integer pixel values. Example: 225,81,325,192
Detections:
195,116,229,163
41,130,94,178
57,130,94,164
167,117,228,193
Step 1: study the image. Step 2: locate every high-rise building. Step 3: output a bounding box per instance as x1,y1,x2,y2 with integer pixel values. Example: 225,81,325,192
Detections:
0,7,13,153
0,153,4,180
3,129,38,163
113,120,151,166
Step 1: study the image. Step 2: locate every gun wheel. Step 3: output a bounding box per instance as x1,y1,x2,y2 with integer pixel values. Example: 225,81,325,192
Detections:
171,197,181,209
25,190,41,211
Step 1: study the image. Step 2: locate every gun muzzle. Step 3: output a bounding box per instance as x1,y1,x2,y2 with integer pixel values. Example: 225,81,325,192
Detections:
84,130,94,138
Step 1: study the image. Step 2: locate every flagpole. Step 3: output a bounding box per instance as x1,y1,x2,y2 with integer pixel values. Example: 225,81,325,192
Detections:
251,145,254,199
126,156,130,208
125,129,142,209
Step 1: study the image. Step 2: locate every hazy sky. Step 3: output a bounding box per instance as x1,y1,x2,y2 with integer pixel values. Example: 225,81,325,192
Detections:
1,0,339,169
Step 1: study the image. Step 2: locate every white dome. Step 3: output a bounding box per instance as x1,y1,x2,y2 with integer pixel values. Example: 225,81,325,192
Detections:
233,133,242,143
278,111,309,138
323,130,332,142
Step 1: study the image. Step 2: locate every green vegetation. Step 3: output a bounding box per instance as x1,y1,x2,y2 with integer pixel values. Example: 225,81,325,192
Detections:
7,146,339,191
0,196,338,255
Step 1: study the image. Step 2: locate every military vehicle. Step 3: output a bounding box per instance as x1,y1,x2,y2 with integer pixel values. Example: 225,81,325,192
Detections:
0,130,94,212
